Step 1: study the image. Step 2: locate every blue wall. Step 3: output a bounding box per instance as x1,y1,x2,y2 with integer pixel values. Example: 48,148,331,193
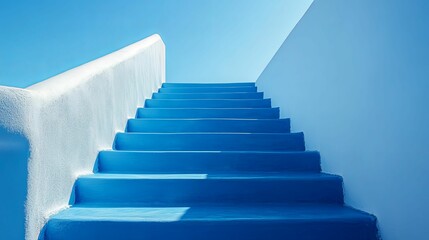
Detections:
257,0,429,239
0,0,312,88
0,128,29,239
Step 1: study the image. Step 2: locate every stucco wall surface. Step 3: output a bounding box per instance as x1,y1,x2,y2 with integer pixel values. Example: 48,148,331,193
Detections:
257,1,429,239
0,34,165,240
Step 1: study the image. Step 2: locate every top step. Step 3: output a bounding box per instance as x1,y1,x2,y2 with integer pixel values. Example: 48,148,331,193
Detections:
162,82,255,88
159,86,257,93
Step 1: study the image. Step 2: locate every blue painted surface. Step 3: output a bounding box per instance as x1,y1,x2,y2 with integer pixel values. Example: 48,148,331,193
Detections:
75,173,343,206
257,1,429,239
42,83,378,239
114,133,305,151
97,151,320,173
158,86,258,93
144,99,272,108
152,92,264,99
162,82,255,88
0,1,313,87
0,129,29,239
137,107,280,119
126,119,291,133
46,205,377,240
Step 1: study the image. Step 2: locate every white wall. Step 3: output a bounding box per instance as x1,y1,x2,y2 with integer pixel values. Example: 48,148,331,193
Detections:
257,0,429,239
0,34,165,240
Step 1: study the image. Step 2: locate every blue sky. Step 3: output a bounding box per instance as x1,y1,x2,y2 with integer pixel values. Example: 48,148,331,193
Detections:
0,0,312,87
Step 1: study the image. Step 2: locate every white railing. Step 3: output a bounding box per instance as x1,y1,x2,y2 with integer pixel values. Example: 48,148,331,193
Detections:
0,34,165,240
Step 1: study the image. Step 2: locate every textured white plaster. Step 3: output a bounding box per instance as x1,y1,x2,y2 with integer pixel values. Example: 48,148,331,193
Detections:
0,34,165,240
0,87,33,135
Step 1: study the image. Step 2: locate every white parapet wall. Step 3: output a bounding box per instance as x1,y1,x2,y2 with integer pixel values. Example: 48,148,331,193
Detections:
0,34,165,240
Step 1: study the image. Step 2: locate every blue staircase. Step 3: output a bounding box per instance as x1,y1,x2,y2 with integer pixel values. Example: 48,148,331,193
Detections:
41,82,379,240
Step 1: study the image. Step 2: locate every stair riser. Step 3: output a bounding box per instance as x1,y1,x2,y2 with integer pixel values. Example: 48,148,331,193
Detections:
152,92,264,99
45,220,378,240
137,108,280,119
75,177,343,205
114,133,305,151
126,119,290,133
158,87,257,93
97,151,321,173
162,82,255,88
144,99,271,108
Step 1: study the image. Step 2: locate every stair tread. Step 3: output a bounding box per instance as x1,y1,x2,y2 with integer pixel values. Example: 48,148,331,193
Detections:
119,132,299,135
137,107,280,119
97,150,321,174
155,92,258,94
147,99,268,101
101,150,317,153
51,204,375,222
79,172,339,180
139,107,273,109
114,132,305,151
137,119,277,121
161,87,257,89
152,92,264,99
158,86,257,93
162,82,255,88
129,118,287,121
145,99,272,108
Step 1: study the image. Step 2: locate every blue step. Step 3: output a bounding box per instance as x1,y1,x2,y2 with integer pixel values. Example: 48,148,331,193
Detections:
162,82,255,88
97,151,321,173
126,119,290,133
41,82,379,240
114,133,305,151
152,92,264,99
74,173,343,206
44,205,378,240
137,108,280,119
159,86,257,93
144,99,271,108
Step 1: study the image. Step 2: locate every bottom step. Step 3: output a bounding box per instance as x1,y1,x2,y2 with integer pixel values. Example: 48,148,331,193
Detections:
43,205,378,240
